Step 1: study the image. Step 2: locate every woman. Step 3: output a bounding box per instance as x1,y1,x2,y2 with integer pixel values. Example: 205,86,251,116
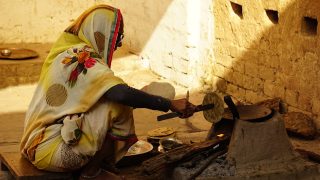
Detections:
20,4,196,179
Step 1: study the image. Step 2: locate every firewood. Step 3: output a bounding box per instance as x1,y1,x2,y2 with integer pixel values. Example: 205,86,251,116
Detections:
295,148,320,163
141,135,230,176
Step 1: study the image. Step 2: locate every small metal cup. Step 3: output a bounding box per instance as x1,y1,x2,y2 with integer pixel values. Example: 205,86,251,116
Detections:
1,49,12,56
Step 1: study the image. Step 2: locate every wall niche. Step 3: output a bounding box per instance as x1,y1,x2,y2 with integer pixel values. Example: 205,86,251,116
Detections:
301,16,318,36
265,9,279,24
230,1,243,19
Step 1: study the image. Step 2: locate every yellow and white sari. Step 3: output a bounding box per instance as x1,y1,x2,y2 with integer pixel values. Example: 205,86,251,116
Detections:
20,5,137,172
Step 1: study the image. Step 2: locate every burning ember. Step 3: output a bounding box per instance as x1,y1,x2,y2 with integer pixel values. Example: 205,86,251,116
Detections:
216,134,224,138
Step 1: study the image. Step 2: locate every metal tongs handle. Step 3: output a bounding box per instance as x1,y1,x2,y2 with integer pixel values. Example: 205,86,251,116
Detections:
224,95,240,120
157,104,214,121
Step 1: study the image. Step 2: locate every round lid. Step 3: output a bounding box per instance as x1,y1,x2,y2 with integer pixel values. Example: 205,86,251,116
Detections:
223,105,273,122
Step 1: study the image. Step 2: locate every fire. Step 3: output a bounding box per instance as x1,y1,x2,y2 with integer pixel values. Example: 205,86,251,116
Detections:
217,134,224,138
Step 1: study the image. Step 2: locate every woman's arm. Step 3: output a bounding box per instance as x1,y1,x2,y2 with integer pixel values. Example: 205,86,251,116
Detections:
103,84,196,117
103,84,171,111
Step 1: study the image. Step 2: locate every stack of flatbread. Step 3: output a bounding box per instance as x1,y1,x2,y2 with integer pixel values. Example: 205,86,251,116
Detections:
147,127,175,139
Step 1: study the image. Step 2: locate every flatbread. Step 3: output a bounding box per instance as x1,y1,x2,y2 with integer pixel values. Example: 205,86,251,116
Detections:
147,127,175,137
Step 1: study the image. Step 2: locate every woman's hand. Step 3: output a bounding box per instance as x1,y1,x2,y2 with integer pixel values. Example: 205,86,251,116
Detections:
169,98,197,118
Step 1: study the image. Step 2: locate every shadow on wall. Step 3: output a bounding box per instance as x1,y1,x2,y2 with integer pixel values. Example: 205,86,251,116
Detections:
210,0,320,122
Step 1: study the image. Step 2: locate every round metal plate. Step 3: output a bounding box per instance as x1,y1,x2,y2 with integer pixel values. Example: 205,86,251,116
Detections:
202,92,224,123
125,140,153,156
223,105,273,122
0,48,38,60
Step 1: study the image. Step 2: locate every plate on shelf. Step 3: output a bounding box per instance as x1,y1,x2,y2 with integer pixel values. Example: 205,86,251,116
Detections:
0,48,38,60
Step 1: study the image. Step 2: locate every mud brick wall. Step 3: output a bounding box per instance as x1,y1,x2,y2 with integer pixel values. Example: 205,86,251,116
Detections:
205,0,320,127
0,0,214,87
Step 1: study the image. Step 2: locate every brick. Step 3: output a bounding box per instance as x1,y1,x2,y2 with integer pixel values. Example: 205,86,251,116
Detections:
173,58,189,74
304,52,318,63
274,72,288,86
245,90,259,103
297,95,312,112
224,69,235,83
232,60,245,73
244,50,259,64
245,90,267,104
226,83,246,101
214,44,229,56
279,60,293,75
259,66,275,81
212,76,227,92
285,89,298,107
228,71,244,86
237,87,246,101
243,75,263,92
263,80,285,99
215,54,234,68
213,64,232,78
161,53,173,68
312,99,320,115
229,45,242,58
226,83,239,97
298,81,314,96
152,64,174,80
265,54,280,69
244,62,259,77
174,71,191,87
284,75,300,91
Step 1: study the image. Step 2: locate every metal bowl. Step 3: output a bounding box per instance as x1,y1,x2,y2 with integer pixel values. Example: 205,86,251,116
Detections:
1,49,12,56
159,137,183,152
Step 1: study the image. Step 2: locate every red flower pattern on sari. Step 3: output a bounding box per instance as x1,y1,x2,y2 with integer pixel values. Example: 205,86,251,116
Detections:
84,57,96,68
62,46,100,87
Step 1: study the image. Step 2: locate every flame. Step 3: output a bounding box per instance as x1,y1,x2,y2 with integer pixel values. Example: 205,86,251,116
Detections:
217,134,224,138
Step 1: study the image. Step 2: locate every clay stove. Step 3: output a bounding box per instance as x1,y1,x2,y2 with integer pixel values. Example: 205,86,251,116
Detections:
173,105,320,179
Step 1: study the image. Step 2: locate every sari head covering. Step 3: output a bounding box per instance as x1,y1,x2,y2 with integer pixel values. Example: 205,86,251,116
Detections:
65,4,123,67
21,5,127,161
